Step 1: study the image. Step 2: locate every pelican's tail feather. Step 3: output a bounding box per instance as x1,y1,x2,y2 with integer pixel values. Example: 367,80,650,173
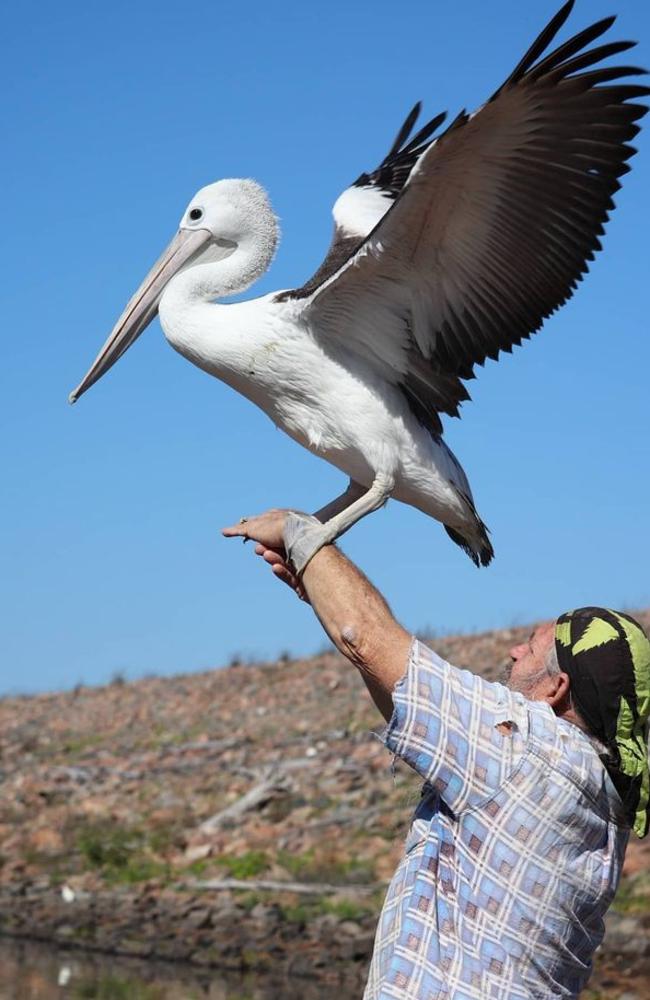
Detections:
443,521,494,567
444,523,494,568
428,436,494,565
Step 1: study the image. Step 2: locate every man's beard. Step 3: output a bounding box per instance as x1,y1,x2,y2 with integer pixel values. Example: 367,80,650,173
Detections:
499,662,536,697
499,662,514,686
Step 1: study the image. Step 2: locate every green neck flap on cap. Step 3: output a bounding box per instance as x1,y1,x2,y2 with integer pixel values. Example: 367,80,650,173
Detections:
555,608,650,838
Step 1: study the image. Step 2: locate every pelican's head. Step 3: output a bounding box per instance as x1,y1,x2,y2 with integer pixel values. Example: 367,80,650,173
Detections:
180,179,278,259
69,179,278,403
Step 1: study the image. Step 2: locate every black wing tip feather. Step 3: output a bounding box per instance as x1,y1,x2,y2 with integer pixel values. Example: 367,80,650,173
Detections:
281,0,648,406
353,102,448,196
386,102,422,159
500,0,576,90
496,2,647,101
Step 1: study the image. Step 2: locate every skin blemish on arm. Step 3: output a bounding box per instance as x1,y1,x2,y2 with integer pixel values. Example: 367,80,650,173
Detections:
340,624,362,664
339,623,370,671
341,625,357,644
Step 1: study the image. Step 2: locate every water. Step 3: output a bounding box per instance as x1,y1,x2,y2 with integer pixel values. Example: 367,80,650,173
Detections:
0,939,355,1000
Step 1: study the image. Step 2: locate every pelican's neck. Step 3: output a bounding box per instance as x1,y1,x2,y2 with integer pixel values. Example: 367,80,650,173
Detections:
158,228,280,388
162,234,276,312
157,180,281,392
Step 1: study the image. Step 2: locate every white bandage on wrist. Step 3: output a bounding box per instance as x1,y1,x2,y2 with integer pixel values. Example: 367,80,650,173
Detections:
283,512,327,575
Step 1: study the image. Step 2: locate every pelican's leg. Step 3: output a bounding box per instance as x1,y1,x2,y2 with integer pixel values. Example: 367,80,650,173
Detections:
313,479,365,522
287,472,394,574
318,471,394,542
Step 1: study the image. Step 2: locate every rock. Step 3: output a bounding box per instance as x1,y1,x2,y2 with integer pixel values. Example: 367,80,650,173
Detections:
311,913,339,933
287,953,318,977
337,920,364,938
339,932,376,961
603,913,650,956
28,827,63,855
184,843,212,863
118,938,152,956
185,906,213,930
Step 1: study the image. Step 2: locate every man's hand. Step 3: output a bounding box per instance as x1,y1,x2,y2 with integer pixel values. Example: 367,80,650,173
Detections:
223,507,409,721
222,510,308,600
222,509,288,549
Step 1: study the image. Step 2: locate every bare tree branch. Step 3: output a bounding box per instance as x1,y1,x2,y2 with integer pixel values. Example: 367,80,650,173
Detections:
186,877,381,896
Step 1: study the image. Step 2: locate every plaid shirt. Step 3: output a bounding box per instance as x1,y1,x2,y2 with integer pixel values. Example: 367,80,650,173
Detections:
364,640,629,1000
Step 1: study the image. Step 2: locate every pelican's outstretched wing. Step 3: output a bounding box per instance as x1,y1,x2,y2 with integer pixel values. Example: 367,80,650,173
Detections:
277,104,446,301
284,1,648,436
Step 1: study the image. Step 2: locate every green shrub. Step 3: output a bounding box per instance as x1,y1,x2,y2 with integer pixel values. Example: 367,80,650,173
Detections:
73,975,166,999
76,820,170,885
279,895,376,925
276,848,374,884
612,872,650,915
214,850,269,879
78,822,141,871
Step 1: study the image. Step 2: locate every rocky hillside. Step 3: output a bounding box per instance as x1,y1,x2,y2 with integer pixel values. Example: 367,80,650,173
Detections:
1,615,649,999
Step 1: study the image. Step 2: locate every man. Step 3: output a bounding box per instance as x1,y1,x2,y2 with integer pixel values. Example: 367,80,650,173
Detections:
223,510,650,1000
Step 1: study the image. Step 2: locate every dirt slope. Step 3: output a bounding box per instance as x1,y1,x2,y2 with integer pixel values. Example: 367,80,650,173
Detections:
1,614,648,997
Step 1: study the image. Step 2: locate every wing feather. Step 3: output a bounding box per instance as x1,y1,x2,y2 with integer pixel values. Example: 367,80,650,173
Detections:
298,3,648,430
500,0,576,87
276,103,446,302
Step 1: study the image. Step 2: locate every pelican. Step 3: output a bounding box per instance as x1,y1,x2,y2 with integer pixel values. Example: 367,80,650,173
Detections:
70,1,648,567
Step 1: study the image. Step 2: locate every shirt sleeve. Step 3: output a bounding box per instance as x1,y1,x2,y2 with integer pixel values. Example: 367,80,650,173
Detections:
383,638,530,813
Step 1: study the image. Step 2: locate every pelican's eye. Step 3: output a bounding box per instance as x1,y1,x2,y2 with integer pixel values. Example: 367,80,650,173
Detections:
188,207,204,222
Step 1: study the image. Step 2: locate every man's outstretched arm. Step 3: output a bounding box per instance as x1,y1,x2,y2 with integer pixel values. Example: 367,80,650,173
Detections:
223,511,411,721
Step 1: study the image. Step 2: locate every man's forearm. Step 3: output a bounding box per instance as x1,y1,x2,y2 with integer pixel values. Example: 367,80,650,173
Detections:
301,545,411,721
222,510,412,721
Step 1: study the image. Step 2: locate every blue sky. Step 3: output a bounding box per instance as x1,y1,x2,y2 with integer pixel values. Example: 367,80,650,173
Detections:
1,0,648,694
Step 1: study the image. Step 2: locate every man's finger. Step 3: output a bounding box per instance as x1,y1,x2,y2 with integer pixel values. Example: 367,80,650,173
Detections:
222,523,246,538
222,514,265,538
263,550,285,567
273,563,308,600
222,510,287,550
271,563,293,586
272,563,299,588
272,563,296,587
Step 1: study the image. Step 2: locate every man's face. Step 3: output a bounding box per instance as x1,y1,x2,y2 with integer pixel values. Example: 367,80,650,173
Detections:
504,621,556,698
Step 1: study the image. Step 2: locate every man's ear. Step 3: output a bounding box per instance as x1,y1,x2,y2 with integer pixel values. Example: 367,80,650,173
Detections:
544,671,571,711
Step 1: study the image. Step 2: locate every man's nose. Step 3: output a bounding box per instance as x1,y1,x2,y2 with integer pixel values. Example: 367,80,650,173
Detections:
510,643,525,660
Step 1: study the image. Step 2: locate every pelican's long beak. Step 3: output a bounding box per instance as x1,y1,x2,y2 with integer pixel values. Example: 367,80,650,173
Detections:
69,227,212,403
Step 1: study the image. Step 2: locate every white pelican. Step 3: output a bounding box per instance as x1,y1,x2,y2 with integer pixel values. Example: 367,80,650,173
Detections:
70,1,648,567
